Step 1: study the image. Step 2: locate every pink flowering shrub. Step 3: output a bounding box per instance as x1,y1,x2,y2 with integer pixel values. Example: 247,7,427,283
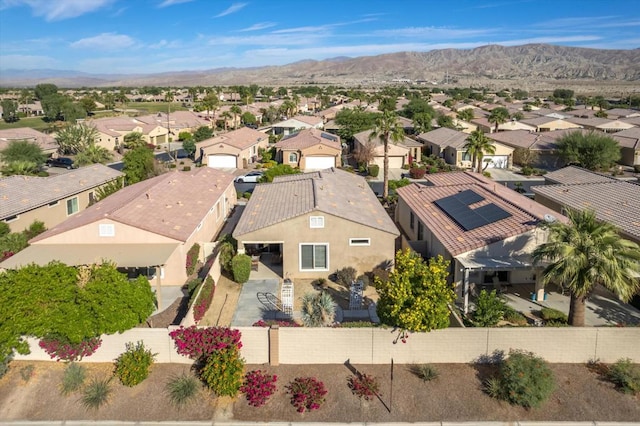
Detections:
39,336,102,362
193,276,215,323
252,319,301,327
169,326,242,360
185,243,200,276
347,372,380,400
240,369,278,407
285,376,327,413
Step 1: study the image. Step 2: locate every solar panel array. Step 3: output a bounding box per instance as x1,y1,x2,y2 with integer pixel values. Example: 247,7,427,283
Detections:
321,132,338,141
434,189,512,231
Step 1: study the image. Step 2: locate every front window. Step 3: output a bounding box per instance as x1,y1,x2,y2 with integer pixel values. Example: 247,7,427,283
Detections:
462,151,471,161
310,216,324,228
99,224,115,237
66,197,79,216
289,152,298,163
300,243,328,271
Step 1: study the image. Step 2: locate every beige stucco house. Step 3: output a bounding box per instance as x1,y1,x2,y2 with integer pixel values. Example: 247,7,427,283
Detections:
612,127,640,166
87,115,170,150
0,127,58,159
272,115,324,136
1,164,123,233
274,128,342,171
353,129,423,169
1,167,237,293
196,127,269,169
233,168,399,280
520,117,583,132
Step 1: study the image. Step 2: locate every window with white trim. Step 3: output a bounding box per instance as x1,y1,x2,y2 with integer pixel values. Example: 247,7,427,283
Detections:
309,216,324,228
300,243,328,271
289,152,298,163
349,238,370,246
66,197,79,216
99,224,115,237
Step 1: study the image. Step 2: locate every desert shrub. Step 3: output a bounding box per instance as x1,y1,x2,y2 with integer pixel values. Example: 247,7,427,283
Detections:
486,350,555,408
186,278,202,297
300,292,335,327
165,372,200,407
371,266,390,283
368,164,379,177
19,364,35,382
114,341,156,387
252,319,301,327
334,321,377,328
81,377,112,411
193,276,215,323
200,345,244,397
388,178,411,190
347,372,379,400
39,336,102,362
240,369,278,407
503,306,528,326
285,377,327,413
409,167,426,179
168,163,177,168
0,353,13,379
540,307,567,323
607,358,640,395
185,243,200,276
472,290,505,327
356,274,370,290
60,362,86,396
521,165,534,176
410,364,439,382
336,266,357,287
183,166,191,171
219,241,235,273
169,326,242,361
231,253,251,283
243,191,252,199
483,171,491,178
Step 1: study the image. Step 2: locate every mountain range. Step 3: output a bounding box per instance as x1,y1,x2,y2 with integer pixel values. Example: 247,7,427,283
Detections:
1,44,639,88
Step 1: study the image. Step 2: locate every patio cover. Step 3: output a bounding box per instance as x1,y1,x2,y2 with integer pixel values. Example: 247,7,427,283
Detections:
456,254,534,271
0,243,180,270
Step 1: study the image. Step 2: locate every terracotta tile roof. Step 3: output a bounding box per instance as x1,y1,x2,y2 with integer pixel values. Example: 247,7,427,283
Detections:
532,180,640,242
233,168,399,237
1,164,123,219
543,166,617,185
612,127,640,149
397,176,551,256
353,129,414,149
30,167,235,243
196,127,267,151
417,128,469,149
289,115,323,126
0,127,57,152
274,128,341,151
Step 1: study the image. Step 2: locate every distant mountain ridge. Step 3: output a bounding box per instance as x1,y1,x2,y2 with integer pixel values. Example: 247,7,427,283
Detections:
1,44,638,88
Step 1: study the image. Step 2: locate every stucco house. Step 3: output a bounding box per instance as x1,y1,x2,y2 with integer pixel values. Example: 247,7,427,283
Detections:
611,127,640,166
233,168,399,280
353,129,423,169
272,115,324,136
565,117,636,133
196,127,269,169
1,164,123,233
87,115,170,150
274,128,342,171
395,171,566,312
1,168,237,294
0,127,58,159
519,117,583,132
471,117,536,133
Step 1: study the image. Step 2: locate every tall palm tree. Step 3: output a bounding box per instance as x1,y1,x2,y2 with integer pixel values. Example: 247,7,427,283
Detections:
369,110,404,200
220,111,232,131
533,209,640,326
488,107,509,133
230,105,242,130
463,129,495,173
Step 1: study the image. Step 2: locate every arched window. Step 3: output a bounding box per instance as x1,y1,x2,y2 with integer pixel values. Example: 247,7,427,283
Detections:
289,152,298,163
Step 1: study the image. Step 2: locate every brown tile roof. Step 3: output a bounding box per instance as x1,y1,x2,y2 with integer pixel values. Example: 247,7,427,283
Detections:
543,166,617,185
1,165,123,219
417,128,469,149
0,127,57,152
31,167,235,243
196,127,267,151
290,115,323,126
532,180,640,241
612,127,640,149
233,168,399,237
274,128,341,151
353,130,414,149
487,129,583,151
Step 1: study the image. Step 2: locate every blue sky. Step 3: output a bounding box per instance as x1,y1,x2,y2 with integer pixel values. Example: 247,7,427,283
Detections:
0,0,639,74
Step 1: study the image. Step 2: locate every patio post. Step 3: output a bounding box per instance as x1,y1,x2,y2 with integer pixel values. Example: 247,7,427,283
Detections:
534,271,545,301
156,267,162,310
463,268,470,314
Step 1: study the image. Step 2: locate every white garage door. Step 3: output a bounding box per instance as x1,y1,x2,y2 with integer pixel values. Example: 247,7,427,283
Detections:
305,156,335,170
373,156,404,169
208,154,236,168
483,155,508,169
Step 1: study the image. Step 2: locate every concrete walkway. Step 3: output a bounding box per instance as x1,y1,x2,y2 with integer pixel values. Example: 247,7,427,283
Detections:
230,279,280,326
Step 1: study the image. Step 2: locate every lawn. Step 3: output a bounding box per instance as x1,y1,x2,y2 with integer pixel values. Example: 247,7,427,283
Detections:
126,102,189,114
0,116,50,132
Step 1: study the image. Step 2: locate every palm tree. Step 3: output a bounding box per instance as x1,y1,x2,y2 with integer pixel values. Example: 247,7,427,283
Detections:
75,144,113,166
230,105,242,130
487,107,509,133
201,93,219,123
412,112,433,135
220,111,232,131
463,130,495,173
55,123,99,155
457,108,474,122
369,110,404,200
533,209,640,326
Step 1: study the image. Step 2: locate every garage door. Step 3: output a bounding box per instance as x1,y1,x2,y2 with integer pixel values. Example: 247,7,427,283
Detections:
208,154,236,168
305,156,335,170
483,155,508,169
373,156,404,169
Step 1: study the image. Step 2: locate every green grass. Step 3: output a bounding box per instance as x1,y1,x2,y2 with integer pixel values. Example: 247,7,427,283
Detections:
0,117,50,132
126,102,188,113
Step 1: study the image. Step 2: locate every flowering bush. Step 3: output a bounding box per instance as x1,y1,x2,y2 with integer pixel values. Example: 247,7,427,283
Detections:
185,243,200,276
193,276,215,323
169,326,242,360
114,341,156,387
285,377,327,413
252,319,301,327
240,369,278,407
200,345,244,396
39,336,102,362
347,372,380,401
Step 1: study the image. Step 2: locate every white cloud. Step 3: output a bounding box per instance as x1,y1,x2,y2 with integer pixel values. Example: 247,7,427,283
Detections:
70,33,136,50
206,33,321,47
214,2,246,18
0,54,59,69
158,0,193,8
237,22,277,32
376,26,495,39
0,0,115,21
272,18,375,34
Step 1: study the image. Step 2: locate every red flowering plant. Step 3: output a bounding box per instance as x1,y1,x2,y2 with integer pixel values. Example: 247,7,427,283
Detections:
192,276,215,323
39,336,102,362
347,372,380,401
252,319,301,327
240,369,278,407
169,326,242,361
285,376,327,413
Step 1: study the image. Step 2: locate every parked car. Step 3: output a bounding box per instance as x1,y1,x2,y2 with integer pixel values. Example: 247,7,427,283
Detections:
46,157,76,169
234,171,263,183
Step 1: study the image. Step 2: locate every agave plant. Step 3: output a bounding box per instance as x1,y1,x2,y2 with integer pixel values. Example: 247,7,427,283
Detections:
300,292,335,327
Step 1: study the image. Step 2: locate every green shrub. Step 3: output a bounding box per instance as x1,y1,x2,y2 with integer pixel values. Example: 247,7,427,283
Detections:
186,278,202,297
183,166,191,171
185,243,200,276
231,253,251,283
166,372,201,407
168,163,177,168
243,191,252,199
368,164,379,177
0,353,13,379
410,364,439,382
522,165,533,176
19,364,35,382
336,266,357,288
483,171,491,178
487,350,555,408
219,239,236,273
81,377,112,410
503,307,528,326
409,167,426,179
540,307,567,323
472,290,505,327
607,358,640,395
193,276,215,323
356,274,370,290
60,362,86,396
200,346,244,396
114,341,157,387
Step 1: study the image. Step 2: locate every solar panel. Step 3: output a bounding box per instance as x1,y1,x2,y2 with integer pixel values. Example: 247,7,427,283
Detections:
475,204,512,223
321,132,338,141
434,189,512,231
456,189,485,205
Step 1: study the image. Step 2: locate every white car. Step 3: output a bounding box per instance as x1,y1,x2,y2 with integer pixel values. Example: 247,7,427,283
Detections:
234,171,263,183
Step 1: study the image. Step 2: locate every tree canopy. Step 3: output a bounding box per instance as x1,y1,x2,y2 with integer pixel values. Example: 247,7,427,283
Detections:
334,108,380,142
260,164,300,182
487,107,510,132
193,126,214,142
464,130,496,173
556,130,621,171
1,99,18,123
0,139,45,166
375,249,455,332
123,146,156,185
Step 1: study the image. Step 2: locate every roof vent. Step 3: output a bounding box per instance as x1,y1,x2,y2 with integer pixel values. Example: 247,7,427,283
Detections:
543,214,557,223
